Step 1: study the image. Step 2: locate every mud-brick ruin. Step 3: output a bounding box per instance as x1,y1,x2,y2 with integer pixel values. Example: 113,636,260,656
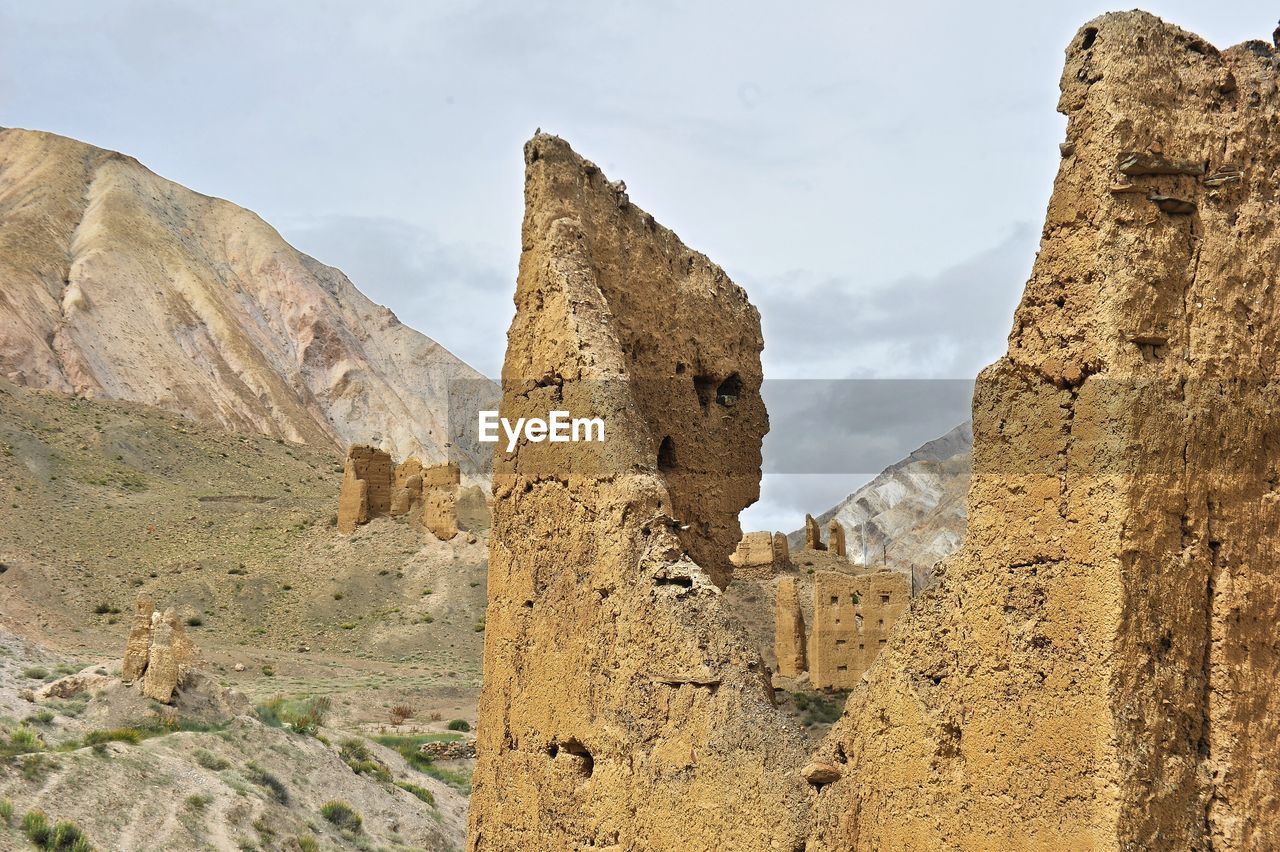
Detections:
472,12,1280,848
728,530,791,578
336,444,459,539
807,570,910,689
121,595,199,704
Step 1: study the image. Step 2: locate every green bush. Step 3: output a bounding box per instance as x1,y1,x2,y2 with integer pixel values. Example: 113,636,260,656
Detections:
339,739,391,782
83,728,142,746
297,835,320,852
194,749,231,771
5,725,45,755
0,798,12,825
21,666,49,680
319,800,362,832
20,810,51,846
394,780,435,805
446,719,471,732
49,820,92,851
26,709,56,726
185,793,213,811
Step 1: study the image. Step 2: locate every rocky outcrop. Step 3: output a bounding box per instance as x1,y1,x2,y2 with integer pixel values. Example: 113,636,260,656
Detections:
468,134,809,851
809,12,1280,849
791,422,971,590
120,600,199,705
421,461,460,541
0,128,494,469
121,595,154,682
773,576,807,678
827,520,846,558
804,513,825,551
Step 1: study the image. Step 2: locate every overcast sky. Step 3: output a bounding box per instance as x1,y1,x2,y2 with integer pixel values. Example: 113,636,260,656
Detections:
2,1,1274,531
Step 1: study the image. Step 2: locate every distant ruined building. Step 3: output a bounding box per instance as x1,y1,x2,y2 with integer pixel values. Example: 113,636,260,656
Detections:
121,595,199,704
728,530,790,578
337,444,459,540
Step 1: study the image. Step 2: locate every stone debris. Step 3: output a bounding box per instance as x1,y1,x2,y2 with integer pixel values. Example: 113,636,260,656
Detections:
420,739,477,761
1148,193,1196,214
802,762,842,787
1204,164,1243,187
1117,150,1206,176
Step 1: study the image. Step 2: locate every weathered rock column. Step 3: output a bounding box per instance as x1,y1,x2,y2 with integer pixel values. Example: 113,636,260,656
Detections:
809,12,1280,850
468,135,810,851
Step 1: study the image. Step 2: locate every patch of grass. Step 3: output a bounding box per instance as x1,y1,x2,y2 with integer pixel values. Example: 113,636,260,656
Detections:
20,810,50,846
83,727,142,746
339,739,391,783
446,718,471,732
793,690,850,727
0,798,12,825
185,793,213,811
297,836,320,852
194,749,231,771
254,695,330,736
394,780,434,805
245,762,290,804
19,810,89,850
319,800,362,833
261,665,275,677
92,603,121,615
21,666,49,680
3,725,45,755
26,709,55,726
371,733,471,792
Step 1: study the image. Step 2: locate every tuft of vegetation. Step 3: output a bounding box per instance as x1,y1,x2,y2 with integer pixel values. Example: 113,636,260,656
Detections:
0,798,12,825
185,615,203,627
20,810,51,846
297,836,320,852
339,739,391,783
185,793,213,811
26,709,56,726
194,749,231,771
261,664,275,677
388,705,414,726
3,725,45,756
793,690,850,727
319,800,362,833
20,810,90,850
245,762,290,804
446,718,471,732
83,728,142,746
21,666,50,681
371,733,471,792
394,780,435,805
254,695,330,736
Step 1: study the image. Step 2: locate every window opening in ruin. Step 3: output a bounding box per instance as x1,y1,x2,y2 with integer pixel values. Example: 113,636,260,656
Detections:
657,436,676,472
880,593,890,604
715,373,741,406
693,375,716,408
830,595,839,605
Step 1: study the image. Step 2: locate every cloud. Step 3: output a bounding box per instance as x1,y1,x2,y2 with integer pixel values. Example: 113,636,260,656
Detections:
279,214,512,378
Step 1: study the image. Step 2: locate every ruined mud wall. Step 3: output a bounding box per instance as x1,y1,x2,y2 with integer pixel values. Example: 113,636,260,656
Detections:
468,135,810,851
809,12,1280,850
807,570,909,690
773,576,807,678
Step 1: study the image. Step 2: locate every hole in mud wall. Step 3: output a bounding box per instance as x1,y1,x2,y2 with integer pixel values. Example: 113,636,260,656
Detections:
657,436,677,472
563,739,594,777
715,373,741,406
693,375,716,408
655,574,693,589
1080,27,1097,50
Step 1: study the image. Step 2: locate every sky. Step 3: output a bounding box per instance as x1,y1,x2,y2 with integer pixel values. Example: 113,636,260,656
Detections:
2,0,1275,531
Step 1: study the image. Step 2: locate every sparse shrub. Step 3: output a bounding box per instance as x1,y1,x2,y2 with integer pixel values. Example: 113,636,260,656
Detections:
49,820,92,851
185,793,212,810
20,753,56,782
20,810,51,846
261,665,275,677
92,603,120,615
340,623,356,630
21,666,49,680
389,704,414,726
83,728,142,746
474,621,486,632
6,725,45,754
297,835,320,852
429,711,443,722
27,708,55,726
394,780,434,805
419,615,434,624
0,798,12,825
254,696,329,736
186,615,203,627
245,762,290,804
194,749,230,771
332,592,343,600
446,719,471,732
339,739,391,782
319,800,362,832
